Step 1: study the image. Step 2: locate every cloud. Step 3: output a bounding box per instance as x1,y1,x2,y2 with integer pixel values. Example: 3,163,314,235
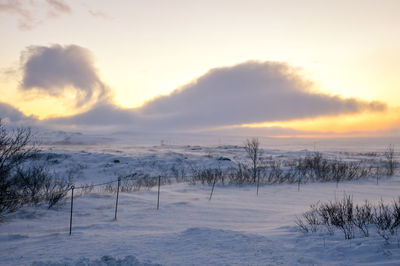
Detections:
0,0,38,30
46,0,71,17
0,0,71,30
0,102,36,126
137,61,386,129
88,9,112,20
47,101,136,127
46,60,387,133
20,44,108,107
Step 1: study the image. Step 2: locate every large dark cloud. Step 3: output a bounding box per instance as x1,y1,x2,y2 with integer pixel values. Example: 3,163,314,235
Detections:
20,44,107,107
138,61,386,129
46,61,387,132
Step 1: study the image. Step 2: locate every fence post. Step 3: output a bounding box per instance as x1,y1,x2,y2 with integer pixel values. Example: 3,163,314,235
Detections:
69,185,74,236
114,177,121,221
157,175,161,210
298,177,301,192
209,176,216,201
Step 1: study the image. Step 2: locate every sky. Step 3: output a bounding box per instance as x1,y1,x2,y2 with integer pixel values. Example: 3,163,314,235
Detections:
0,0,399,137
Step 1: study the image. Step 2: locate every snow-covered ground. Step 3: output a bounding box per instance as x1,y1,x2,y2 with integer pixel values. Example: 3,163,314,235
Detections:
1,137,400,265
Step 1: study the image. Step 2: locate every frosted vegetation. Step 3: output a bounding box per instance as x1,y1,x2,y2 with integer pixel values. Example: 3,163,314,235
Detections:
1,123,399,265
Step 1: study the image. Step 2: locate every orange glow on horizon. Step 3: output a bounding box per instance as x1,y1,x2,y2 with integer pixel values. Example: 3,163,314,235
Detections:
242,109,400,135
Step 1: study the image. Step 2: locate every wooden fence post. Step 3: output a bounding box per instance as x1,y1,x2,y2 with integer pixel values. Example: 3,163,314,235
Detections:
114,177,121,221
69,186,74,235
298,177,301,192
209,177,216,201
157,176,161,210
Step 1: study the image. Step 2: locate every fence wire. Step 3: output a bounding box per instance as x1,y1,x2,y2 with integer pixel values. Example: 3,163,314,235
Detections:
73,173,138,190
0,173,139,204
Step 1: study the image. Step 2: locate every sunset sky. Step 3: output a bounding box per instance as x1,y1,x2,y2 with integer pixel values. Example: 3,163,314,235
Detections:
0,0,399,137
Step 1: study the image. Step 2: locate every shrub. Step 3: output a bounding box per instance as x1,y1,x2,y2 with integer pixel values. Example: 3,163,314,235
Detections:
316,195,355,239
297,196,400,241
190,167,224,185
302,205,320,233
244,138,261,183
384,145,396,176
0,122,35,215
353,201,373,237
183,152,379,187
44,176,72,208
373,200,396,242
14,164,72,209
0,122,72,216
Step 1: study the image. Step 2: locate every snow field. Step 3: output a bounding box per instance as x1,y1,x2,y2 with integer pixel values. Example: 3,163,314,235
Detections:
1,143,400,265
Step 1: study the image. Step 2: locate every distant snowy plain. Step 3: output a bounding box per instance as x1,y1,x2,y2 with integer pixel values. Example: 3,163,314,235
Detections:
1,132,400,265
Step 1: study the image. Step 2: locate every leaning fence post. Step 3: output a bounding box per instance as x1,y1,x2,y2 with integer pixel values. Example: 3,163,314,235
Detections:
298,177,301,192
157,175,161,210
114,177,121,221
69,185,74,236
209,176,216,201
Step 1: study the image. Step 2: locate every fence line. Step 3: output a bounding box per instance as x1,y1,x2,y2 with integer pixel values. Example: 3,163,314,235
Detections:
0,172,151,234
0,174,136,206
2,172,221,235
2,172,245,235
67,172,163,235
73,173,138,190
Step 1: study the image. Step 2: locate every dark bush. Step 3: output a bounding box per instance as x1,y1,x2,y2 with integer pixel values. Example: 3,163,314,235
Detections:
14,164,72,209
297,196,400,241
373,200,396,242
354,201,373,237
191,168,224,185
0,122,72,217
182,152,379,188
316,195,355,239
384,145,396,176
0,123,35,215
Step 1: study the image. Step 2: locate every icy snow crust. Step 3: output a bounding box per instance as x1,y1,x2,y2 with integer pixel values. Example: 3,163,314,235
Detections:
1,138,400,265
